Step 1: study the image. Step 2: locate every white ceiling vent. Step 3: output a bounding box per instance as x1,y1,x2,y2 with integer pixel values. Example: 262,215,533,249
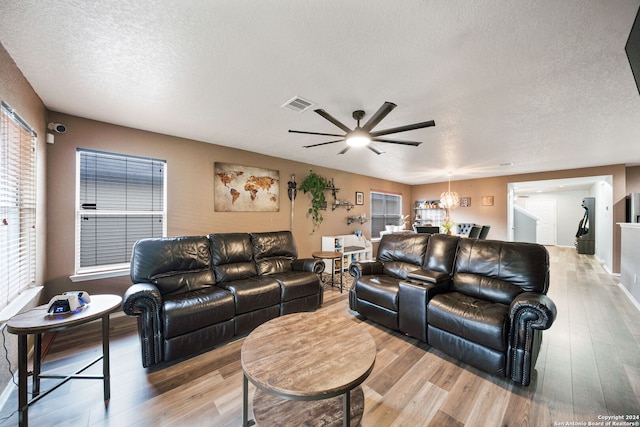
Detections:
281,96,315,113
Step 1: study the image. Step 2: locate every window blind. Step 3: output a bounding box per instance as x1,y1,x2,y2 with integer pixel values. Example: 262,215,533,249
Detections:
0,101,37,310
76,149,165,274
370,191,402,238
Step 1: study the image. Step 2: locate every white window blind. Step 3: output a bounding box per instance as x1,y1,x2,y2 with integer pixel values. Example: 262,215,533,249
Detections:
370,191,402,238
76,149,166,275
0,101,37,310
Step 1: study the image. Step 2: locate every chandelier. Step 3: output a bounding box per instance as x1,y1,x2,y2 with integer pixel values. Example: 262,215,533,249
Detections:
440,175,460,210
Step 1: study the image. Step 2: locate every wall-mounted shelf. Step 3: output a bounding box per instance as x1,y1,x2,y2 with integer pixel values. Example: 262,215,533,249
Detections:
347,215,368,225
326,178,354,211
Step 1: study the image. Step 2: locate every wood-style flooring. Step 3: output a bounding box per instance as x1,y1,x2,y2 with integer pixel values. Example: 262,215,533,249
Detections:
0,246,638,426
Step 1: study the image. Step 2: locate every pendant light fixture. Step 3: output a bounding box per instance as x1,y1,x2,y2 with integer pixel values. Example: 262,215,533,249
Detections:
440,173,460,210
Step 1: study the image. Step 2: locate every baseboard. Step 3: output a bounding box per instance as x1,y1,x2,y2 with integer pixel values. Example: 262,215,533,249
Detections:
618,282,640,313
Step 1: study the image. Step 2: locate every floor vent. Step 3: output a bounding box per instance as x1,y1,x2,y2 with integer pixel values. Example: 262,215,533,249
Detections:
281,96,315,113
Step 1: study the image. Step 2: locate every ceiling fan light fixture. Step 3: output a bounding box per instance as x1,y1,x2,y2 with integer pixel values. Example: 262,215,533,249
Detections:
346,128,371,147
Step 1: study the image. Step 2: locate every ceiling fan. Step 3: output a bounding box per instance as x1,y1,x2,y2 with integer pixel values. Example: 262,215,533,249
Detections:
288,101,435,155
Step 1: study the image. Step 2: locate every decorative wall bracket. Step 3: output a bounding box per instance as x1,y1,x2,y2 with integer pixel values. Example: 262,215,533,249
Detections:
347,214,368,225
326,178,354,211
332,200,354,211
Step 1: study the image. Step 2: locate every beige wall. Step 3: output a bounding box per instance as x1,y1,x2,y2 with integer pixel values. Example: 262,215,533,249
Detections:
627,165,640,193
45,112,411,298
413,164,627,273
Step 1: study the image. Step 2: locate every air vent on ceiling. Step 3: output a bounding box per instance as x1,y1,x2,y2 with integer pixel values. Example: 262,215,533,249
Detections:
281,96,315,113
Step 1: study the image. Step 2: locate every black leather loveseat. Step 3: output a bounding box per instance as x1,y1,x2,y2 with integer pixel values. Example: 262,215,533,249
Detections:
349,233,557,386
123,231,324,367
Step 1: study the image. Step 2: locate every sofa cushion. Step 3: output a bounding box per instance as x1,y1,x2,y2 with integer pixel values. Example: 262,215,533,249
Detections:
217,276,281,314
377,233,430,267
209,233,257,282
453,239,550,304
428,292,509,352
251,231,297,275
270,271,321,302
130,236,215,294
162,286,235,339
152,270,216,295
354,275,400,312
423,234,460,274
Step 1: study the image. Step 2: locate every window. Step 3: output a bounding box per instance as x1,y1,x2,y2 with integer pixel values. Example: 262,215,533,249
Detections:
370,191,402,238
0,101,37,310
75,149,166,277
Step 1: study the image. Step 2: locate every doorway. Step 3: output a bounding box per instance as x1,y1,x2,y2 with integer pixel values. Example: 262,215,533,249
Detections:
507,175,613,273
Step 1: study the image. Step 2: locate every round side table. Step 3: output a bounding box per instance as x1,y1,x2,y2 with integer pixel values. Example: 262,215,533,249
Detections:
7,294,122,427
312,251,344,292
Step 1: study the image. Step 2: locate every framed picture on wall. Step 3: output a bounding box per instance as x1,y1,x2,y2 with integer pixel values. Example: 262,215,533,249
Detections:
355,191,364,205
481,196,494,206
460,197,471,207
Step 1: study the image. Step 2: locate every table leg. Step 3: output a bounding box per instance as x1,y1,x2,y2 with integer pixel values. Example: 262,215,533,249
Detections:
331,259,336,289
33,333,42,397
102,314,111,402
243,373,248,427
17,334,28,427
343,389,351,427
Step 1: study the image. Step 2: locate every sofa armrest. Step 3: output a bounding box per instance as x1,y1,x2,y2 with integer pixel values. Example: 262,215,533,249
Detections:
398,280,451,342
293,258,325,274
407,268,451,284
509,292,557,331
122,283,164,368
349,261,384,279
123,283,162,315
507,292,557,385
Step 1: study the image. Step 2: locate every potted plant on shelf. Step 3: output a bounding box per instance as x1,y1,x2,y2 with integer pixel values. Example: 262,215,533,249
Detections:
299,170,328,232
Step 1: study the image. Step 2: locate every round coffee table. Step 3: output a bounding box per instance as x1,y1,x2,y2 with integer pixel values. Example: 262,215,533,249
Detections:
241,312,376,427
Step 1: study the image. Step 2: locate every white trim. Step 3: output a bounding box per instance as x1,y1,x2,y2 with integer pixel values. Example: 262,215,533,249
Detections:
0,286,43,323
70,268,129,282
618,282,640,313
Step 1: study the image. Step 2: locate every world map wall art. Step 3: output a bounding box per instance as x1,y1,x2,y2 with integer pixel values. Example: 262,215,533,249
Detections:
214,162,280,212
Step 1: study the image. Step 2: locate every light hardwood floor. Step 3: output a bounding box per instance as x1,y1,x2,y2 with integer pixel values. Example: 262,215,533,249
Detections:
0,246,639,426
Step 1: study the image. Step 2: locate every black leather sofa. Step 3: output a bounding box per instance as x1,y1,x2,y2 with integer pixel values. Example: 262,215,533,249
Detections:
349,233,557,386
123,231,324,367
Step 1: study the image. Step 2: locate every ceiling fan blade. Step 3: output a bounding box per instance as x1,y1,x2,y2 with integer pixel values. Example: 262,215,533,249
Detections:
367,144,385,155
314,109,352,133
362,101,397,131
303,139,345,148
289,130,345,137
372,138,422,147
370,120,436,137
338,146,351,155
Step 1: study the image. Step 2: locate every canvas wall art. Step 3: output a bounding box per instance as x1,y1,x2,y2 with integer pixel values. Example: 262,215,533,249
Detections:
214,162,280,212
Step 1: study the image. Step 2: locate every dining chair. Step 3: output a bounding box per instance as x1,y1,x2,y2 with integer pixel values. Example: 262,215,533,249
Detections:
414,226,441,234
456,223,475,236
468,225,482,238
479,225,491,239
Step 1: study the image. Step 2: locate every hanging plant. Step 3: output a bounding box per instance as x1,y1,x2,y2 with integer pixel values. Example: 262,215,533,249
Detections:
299,170,328,232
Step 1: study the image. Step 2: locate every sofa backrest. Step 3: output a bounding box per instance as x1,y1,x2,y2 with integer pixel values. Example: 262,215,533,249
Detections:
423,234,460,274
208,233,257,282
377,233,430,279
452,239,550,304
130,236,215,295
251,231,297,275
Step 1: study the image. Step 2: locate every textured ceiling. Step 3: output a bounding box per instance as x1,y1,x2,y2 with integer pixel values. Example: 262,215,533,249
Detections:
1,0,639,185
